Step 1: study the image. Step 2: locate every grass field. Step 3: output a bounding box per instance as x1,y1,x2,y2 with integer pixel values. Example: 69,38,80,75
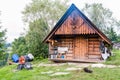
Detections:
105,49,120,65
0,61,120,80
0,49,120,80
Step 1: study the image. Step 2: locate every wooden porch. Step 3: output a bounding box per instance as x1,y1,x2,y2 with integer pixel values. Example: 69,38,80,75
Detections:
49,58,104,63
49,53,104,63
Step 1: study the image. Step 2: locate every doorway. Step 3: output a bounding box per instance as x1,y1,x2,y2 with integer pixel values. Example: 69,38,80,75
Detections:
74,36,87,59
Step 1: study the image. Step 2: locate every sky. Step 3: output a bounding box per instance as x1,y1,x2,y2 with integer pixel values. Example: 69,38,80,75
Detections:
0,0,31,43
0,0,120,43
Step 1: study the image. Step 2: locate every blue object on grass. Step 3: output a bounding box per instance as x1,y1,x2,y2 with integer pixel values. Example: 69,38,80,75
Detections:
12,54,19,63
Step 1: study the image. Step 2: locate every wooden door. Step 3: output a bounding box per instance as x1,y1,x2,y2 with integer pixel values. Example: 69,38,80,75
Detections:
88,38,101,59
74,36,87,59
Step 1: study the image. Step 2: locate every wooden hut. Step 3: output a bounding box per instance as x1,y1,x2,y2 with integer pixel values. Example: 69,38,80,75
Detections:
43,4,112,62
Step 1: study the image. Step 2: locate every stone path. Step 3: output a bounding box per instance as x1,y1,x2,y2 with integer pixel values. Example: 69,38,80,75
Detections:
68,63,118,68
65,67,82,71
91,64,117,68
50,72,70,76
39,63,119,76
38,63,119,68
37,63,66,67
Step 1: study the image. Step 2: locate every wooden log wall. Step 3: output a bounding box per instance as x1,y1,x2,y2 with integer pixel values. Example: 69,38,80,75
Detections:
88,38,101,59
49,36,101,60
57,38,73,54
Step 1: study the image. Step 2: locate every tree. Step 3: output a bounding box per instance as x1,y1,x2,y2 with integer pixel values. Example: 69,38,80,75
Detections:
25,19,48,59
0,29,6,60
0,11,7,59
106,27,118,42
22,0,69,30
12,36,28,56
22,0,69,59
82,3,120,42
117,35,120,42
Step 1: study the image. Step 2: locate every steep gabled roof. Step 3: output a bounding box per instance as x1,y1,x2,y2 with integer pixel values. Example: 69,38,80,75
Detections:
43,4,112,45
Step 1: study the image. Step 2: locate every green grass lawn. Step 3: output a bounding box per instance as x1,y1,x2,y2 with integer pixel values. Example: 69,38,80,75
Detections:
105,49,120,65
1,61,120,80
0,49,120,80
